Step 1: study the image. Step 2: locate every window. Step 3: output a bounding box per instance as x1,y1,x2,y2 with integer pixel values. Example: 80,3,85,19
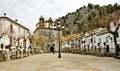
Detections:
18,27,20,32
94,37,96,43
84,41,85,43
91,38,92,42
66,31,69,33
24,29,25,35
104,42,106,46
88,47,90,50
68,42,70,45
98,43,100,46
91,46,93,50
99,38,101,43
10,24,13,33
81,41,83,44
106,45,109,52
106,37,108,43
87,45,89,48
95,46,96,51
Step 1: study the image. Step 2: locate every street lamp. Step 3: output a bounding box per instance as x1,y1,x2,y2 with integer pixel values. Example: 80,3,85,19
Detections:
57,21,64,58
50,21,64,58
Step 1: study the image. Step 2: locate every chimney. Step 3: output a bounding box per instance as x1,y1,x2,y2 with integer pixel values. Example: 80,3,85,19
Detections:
15,19,18,22
4,13,6,17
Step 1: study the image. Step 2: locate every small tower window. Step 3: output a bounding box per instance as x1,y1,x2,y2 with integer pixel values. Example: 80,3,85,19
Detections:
10,24,13,33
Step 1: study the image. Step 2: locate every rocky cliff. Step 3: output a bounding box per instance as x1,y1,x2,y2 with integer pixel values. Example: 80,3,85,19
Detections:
57,3,120,36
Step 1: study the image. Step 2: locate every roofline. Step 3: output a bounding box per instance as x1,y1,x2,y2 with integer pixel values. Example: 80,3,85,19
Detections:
35,20,55,26
0,16,29,31
96,30,108,36
33,27,59,33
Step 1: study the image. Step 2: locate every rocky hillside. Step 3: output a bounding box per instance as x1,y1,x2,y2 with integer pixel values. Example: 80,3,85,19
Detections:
57,3,120,36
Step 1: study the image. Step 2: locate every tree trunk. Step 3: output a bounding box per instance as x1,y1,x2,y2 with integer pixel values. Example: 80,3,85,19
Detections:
113,35,119,56
23,39,26,53
9,36,12,48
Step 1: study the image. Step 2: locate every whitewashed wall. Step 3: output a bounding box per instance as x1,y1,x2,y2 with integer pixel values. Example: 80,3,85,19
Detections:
0,17,30,51
0,18,10,46
96,32,115,53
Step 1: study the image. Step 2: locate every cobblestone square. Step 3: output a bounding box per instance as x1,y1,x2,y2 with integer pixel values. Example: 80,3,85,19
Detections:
0,53,119,71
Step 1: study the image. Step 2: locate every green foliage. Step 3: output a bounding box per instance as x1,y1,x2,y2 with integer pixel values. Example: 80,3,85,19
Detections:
91,11,96,17
63,31,70,36
99,7,107,17
59,3,120,36
99,10,103,17
113,3,119,11
94,4,100,9
48,17,53,24
76,9,79,12
106,4,113,13
83,5,86,8
88,3,94,9
76,21,86,32
73,19,78,25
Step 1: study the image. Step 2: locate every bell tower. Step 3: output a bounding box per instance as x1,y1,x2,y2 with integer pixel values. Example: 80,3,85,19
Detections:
48,17,53,28
39,15,45,28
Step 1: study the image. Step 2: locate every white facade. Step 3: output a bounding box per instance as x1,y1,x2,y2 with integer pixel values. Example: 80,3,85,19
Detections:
96,29,115,53
62,24,120,54
61,19,120,54
80,24,120,54
0,16,30,51
80,37,86,52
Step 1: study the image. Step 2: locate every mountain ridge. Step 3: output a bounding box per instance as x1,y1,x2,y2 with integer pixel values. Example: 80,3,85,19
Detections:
57,3,120,36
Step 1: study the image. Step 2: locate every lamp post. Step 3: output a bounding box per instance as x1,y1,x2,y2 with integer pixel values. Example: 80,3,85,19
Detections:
57,21,64,58
50,21,64,58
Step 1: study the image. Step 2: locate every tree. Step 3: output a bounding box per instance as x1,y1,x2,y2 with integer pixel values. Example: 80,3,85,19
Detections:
35,37,44,46
48,17,53,26
0,23,9,39
99,6,108,17
95,4,100,10
113,3,119,11
88,15,92,20
106,4,113,13
88,3,94,9
29,35,34,44
98,12,120,56
75,21,85,32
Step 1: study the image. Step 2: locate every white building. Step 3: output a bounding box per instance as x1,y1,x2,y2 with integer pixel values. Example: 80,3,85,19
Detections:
68,23,120,55
80,21,120,54
96,28,115,53
0,14,31,52
62,19,120,55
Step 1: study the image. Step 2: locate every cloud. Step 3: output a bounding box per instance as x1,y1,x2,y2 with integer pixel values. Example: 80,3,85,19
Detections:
0,0,120,33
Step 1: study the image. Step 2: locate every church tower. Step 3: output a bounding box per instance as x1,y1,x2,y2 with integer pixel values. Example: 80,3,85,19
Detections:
39,15,45,28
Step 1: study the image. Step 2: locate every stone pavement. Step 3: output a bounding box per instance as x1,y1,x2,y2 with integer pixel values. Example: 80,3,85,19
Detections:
0,53,120,71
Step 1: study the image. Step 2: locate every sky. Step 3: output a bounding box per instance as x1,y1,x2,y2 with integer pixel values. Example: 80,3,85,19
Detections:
0,0,120,34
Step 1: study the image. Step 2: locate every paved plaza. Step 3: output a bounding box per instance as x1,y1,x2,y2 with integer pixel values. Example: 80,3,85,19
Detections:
0,53,120,71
